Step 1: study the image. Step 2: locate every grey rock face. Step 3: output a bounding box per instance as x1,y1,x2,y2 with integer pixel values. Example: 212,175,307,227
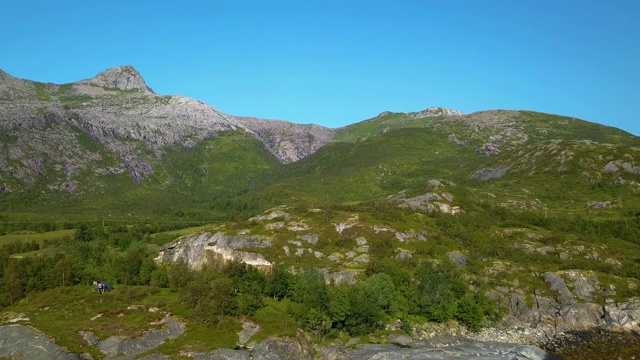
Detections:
543,273,574,305
394,231,428,242
232,116,335,164
157,232,273,270
555,303,605,330
249,208,296,222
0,80,240,187
238,321,261,347
0,69,39,100
334,223,353,235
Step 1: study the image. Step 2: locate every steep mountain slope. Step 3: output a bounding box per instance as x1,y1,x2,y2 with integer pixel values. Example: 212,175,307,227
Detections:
0,66,334,217
232,116,335,162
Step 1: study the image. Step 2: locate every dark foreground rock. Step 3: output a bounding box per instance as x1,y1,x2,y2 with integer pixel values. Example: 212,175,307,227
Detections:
0,323,560,360
541,330,640,360
0,324,81,360
349,337,560,360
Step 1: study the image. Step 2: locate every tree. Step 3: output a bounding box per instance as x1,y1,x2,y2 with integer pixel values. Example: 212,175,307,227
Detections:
361,273,397,316
328,284,351,329
73,223,95,243
346,284,384,335
415,262,467,322
455,296,484,332
168,262,194,292
267,264,292,300
2,259,26,305
290,269,329,312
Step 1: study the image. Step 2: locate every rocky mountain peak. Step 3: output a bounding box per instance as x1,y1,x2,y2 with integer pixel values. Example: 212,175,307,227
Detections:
78,65,154,93
0,68,34,100
409,106,465,118
0,69,12,82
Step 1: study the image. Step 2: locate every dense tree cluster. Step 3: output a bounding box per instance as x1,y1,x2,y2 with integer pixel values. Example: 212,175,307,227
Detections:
3,202,639,337
165,260,494,336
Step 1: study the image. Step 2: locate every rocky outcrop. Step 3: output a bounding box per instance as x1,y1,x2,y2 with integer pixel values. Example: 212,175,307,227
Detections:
80,317,185,358
157,232,272,270
603,159,640,174
447,251,468,269
390,180,462,214
494,270,640,335
472,165,511,180
253,331,314,360
250,208,296,222
319,268,360,285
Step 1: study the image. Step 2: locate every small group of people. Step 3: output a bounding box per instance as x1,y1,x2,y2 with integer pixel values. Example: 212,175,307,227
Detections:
93,280,114,294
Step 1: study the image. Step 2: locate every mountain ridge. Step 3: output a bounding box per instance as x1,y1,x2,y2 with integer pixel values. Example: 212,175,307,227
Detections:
0,65,638,216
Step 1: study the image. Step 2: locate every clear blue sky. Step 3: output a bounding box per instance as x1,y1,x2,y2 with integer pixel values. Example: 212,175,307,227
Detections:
3,1,639,135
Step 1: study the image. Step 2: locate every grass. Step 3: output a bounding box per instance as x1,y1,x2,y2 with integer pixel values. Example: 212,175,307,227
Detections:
250,298,299,342
34,82,52,101
149,318,240,355
1,285,300,358
0,229,74,245
1,286,173,357
150,225,211,239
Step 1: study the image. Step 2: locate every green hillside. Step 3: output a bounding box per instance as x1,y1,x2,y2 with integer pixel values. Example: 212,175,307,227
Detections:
256,126,482,205
2,105,640,359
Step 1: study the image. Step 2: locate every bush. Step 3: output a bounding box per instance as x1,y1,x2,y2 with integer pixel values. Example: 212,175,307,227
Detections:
455,297,484,332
